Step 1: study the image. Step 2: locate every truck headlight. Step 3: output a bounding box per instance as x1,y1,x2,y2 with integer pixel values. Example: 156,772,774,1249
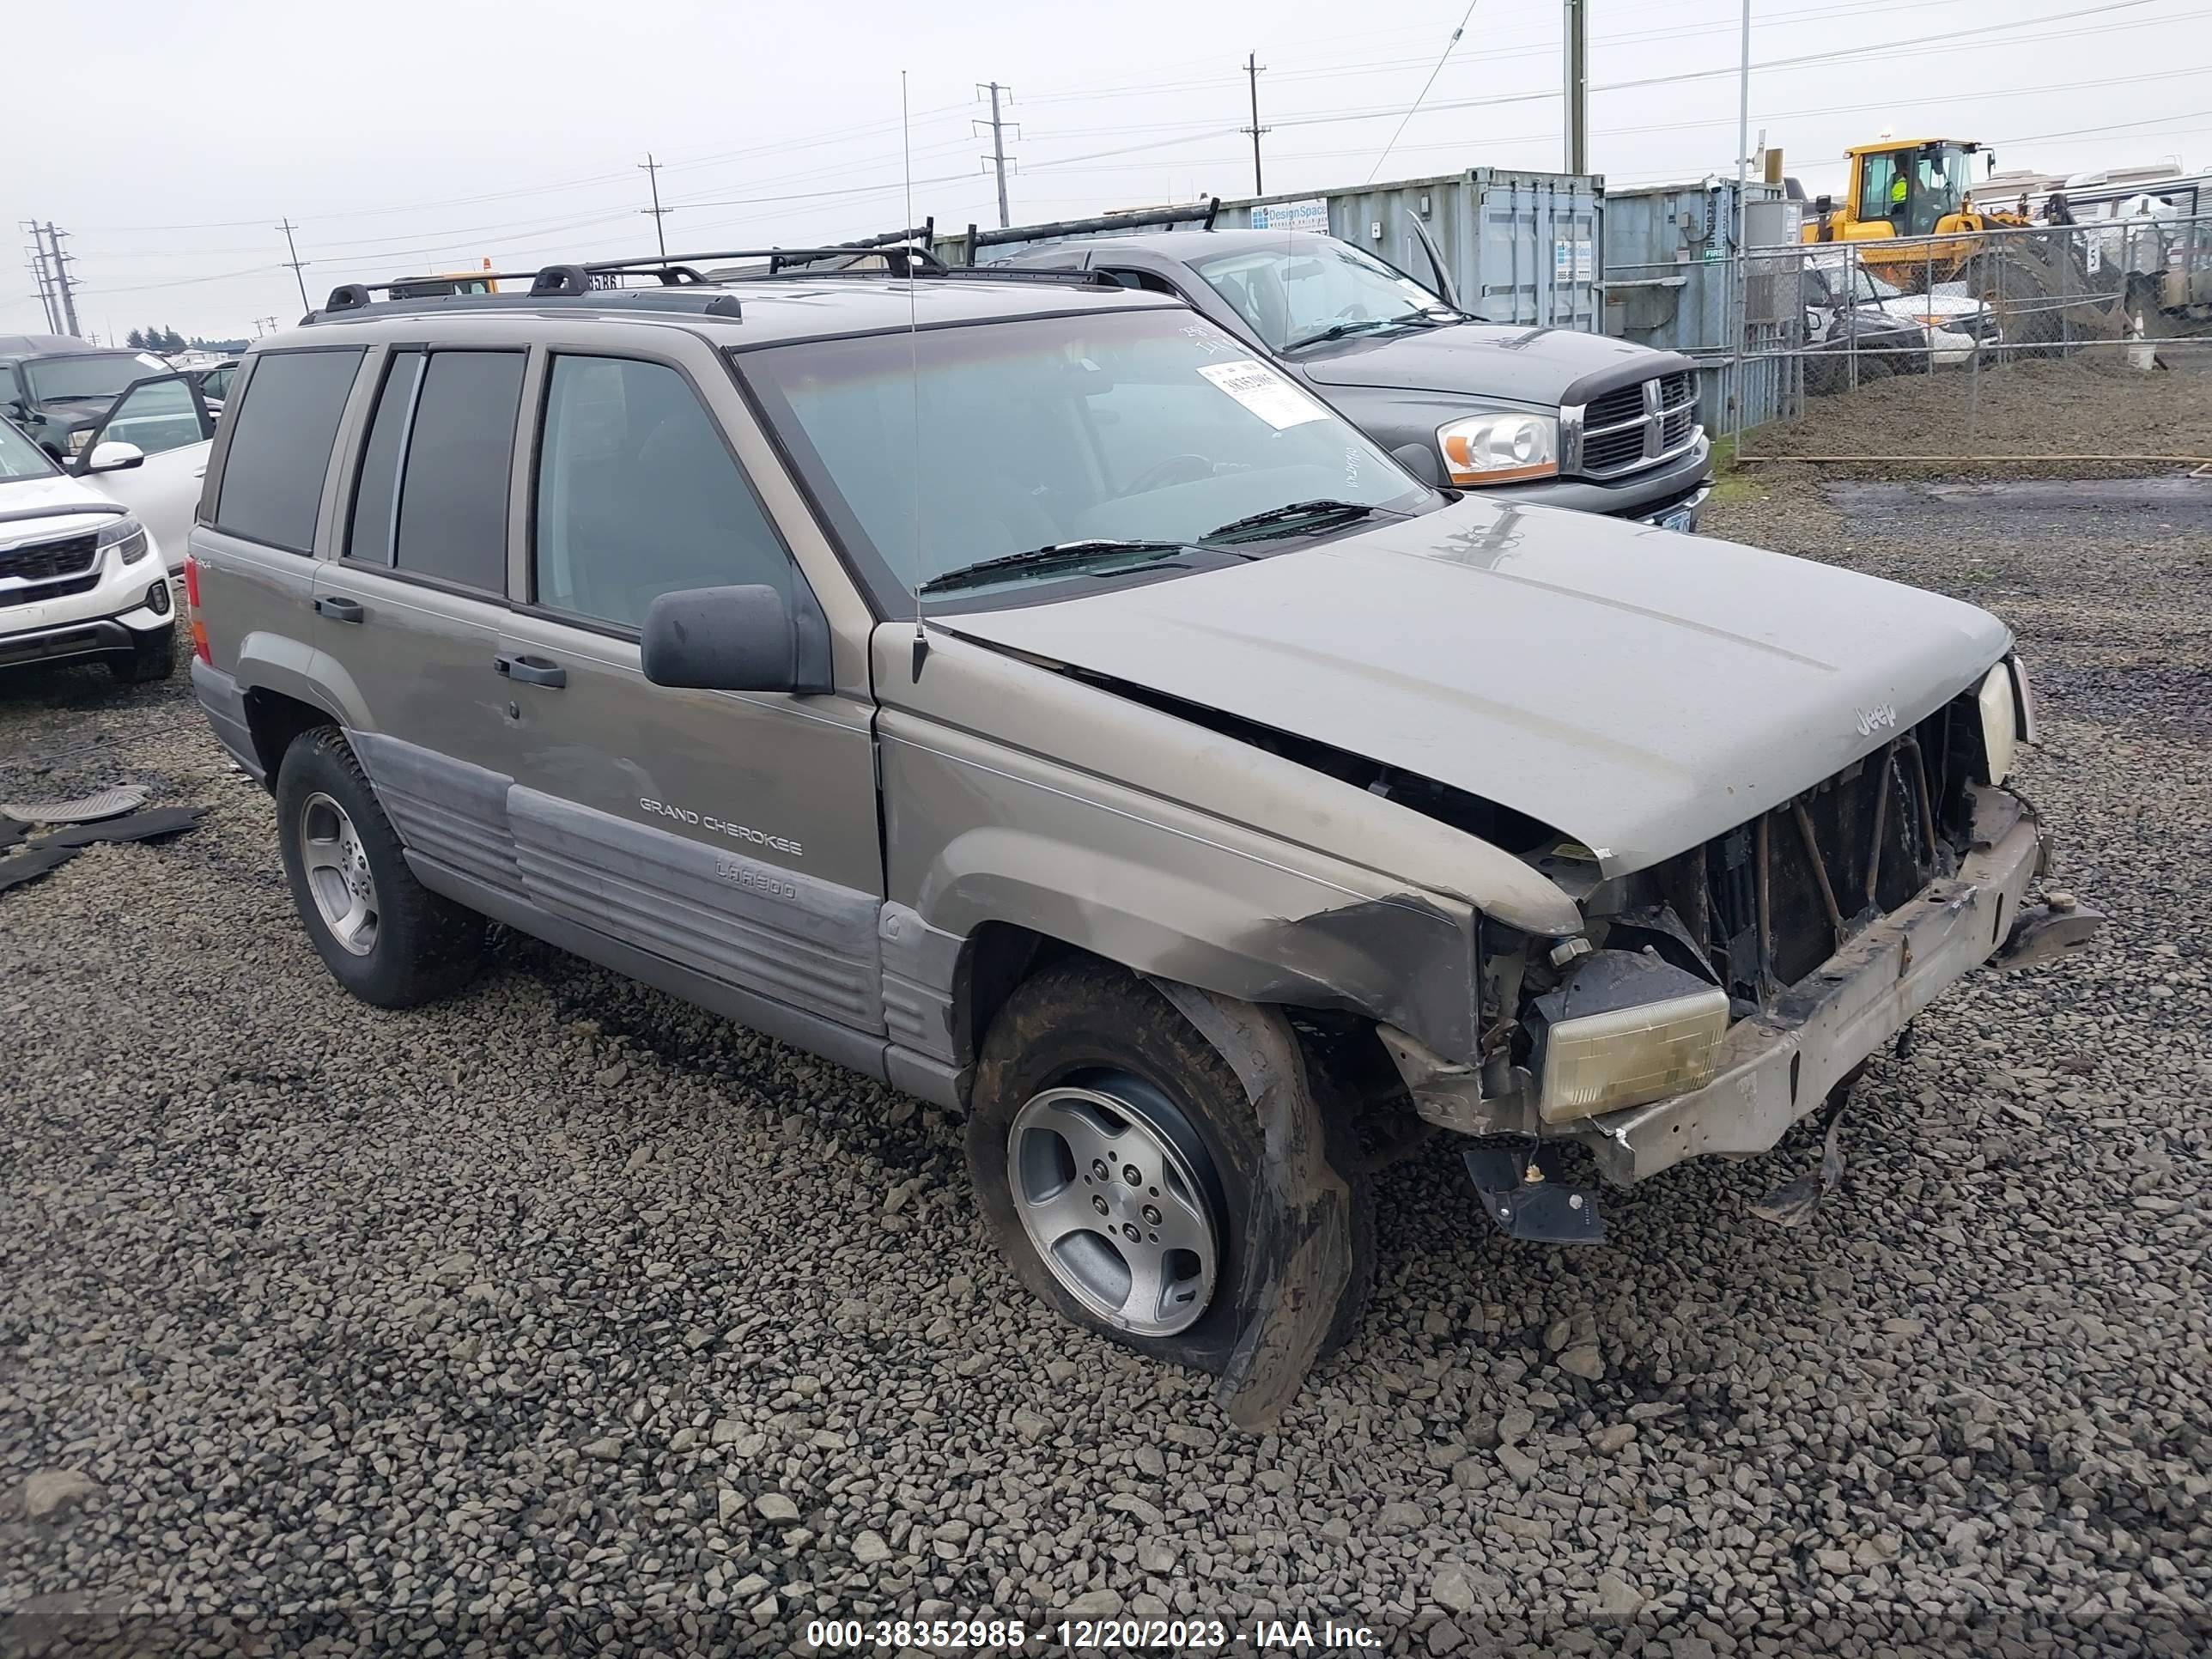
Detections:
1529,951,1730,1124
96,515,150,566
1977,661,2018,784
1437,411,1558,485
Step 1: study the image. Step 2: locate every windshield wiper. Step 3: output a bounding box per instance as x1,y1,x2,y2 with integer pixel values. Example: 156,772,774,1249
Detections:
1279,318,1402,352
916,538,1191,597
1201,499,1380,543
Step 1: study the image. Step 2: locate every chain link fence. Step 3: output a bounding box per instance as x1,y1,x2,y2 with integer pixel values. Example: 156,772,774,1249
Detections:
1712,215,2212,472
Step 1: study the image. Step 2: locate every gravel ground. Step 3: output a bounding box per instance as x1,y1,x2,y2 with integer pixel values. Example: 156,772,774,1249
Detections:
3,472,2208,1659
1741,348,2212,480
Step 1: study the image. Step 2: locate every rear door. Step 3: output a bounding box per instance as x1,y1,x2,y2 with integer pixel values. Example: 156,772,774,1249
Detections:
313,343,530,899
495,343,885,1033
193,345,366,683
73,373,216,571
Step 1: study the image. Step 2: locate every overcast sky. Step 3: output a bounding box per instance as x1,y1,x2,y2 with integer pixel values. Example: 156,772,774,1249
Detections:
9,0,2205,341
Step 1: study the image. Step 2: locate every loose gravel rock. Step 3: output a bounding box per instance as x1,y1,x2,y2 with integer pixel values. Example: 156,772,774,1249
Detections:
3,476,2209,1659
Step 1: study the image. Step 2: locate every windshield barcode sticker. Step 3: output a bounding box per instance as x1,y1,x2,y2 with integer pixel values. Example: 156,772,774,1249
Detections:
1197,360,1329,429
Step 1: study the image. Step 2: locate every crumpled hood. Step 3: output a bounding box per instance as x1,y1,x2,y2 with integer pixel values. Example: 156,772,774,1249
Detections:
936,497,2012,878
1297,319,1671,404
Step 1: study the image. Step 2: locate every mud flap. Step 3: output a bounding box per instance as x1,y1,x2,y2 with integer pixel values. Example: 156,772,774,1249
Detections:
1148,978,1352,1432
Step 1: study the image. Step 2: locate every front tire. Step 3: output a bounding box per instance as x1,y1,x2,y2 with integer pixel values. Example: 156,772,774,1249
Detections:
967,960,1370,1375
274,726,483,1008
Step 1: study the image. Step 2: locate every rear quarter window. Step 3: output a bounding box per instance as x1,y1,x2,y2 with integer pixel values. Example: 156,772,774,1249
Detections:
212,349,365,553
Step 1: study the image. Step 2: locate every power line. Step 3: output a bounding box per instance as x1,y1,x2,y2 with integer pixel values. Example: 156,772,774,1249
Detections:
1366,0,1481,183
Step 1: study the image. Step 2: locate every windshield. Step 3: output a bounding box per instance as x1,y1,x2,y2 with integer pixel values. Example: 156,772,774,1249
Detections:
0,417,58,481
1915,146,1972,230
25,352,168,404
1190,240,1448,352
738,307,1431,613
1856,267,1904,304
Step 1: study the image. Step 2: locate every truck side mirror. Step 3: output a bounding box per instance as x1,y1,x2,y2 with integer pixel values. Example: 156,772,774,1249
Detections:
639,582,833,696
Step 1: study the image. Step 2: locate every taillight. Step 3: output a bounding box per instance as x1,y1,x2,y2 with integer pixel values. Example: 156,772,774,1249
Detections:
183,553,210,664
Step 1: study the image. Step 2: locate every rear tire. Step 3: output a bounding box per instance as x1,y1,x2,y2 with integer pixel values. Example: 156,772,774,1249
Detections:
967,960,1371,1375
274,726,483,1008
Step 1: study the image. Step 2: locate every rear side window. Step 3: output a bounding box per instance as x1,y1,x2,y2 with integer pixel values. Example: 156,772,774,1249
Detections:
214,349,363,552
346,349,524,593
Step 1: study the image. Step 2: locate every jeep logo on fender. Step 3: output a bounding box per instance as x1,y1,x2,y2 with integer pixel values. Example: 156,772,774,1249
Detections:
1856,704,1899,737
638,797,804,858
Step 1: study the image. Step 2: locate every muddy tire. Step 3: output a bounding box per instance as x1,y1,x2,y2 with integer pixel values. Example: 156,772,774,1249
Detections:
967,960,1371,1375
275,726,484,1009
1978,247,2061,358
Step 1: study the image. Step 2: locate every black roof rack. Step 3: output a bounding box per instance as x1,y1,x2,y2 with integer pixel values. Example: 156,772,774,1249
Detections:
935,198,1221,266
313,240,1120,321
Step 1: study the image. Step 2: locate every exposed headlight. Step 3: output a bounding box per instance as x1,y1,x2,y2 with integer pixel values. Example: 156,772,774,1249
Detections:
97,515,151,566
1437,411,1559,485
1978,662,2018,784
1530,951,1730,1125
67,427,93,456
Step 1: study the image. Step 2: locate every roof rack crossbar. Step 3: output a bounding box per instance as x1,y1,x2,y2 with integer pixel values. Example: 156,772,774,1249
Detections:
933,198,1222,264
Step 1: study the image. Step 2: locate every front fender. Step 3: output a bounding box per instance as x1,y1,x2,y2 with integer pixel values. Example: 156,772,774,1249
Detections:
883,720,1481,1060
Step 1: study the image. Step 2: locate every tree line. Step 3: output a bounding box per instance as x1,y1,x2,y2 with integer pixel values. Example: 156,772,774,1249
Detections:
123,328,247,355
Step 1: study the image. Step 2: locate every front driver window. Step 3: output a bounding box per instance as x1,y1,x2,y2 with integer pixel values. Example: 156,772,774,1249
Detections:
532,356,795,630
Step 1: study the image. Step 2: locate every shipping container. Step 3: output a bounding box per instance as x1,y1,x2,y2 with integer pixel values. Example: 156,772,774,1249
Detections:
931,168,1607,333
1213,169,1604,331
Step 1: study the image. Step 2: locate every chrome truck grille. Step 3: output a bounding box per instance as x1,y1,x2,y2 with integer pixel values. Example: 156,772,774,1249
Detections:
1563,371,1701,481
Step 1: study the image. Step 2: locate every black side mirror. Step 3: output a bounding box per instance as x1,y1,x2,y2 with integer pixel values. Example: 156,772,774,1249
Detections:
640,582,833,695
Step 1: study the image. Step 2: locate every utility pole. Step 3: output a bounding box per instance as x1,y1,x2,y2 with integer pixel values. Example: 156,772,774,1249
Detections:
276,219,310,313
977,82,1014,229
41,224,82,338
1729,0,1752,438
21,226,58,332
1562,0,1589,173
1241,54,1269,197
640,153,671,260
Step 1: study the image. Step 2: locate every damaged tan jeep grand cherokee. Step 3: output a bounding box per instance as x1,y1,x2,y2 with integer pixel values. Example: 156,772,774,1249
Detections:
187,256,2103,1425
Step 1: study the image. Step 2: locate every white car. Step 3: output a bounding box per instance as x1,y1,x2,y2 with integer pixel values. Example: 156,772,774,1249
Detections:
1807,256,1999,367
67,371,217,573
0,414,179,684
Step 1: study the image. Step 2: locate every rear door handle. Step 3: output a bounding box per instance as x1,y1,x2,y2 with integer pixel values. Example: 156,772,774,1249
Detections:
314,595,364,623
495,653,566,689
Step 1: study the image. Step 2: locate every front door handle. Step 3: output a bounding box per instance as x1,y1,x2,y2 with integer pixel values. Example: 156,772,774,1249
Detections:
495,653,566,689
314,595,364,623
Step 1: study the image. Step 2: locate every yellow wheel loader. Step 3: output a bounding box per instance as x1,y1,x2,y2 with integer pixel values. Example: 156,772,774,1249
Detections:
1802,139,2118,351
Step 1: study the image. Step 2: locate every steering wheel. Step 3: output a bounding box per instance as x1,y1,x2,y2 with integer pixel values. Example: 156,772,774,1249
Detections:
1125,453,1214,494
1334,303,1371,319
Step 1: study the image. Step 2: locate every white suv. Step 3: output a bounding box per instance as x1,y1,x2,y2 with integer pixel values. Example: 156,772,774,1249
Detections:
0,415,178,684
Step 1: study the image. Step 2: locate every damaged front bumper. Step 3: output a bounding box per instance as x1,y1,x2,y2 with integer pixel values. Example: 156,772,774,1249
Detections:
1581,792,2087,1184
1387,787,2103,1191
